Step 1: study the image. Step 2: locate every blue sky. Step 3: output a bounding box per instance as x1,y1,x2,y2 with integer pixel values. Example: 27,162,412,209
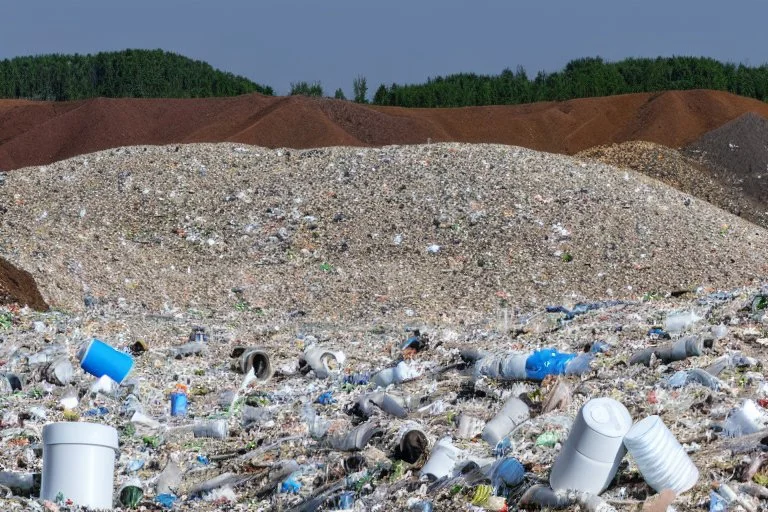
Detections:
2,0,767,97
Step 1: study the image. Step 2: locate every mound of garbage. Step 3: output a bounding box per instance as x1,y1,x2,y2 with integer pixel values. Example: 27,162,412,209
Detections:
1,143,765,324
577,140,766,228
0,142,767,510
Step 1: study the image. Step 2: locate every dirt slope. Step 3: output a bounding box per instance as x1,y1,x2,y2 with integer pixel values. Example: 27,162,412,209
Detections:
578,141,767,228
2,90,768,171
683,112,768,211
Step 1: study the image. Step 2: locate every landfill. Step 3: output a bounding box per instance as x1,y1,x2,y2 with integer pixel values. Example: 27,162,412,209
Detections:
1,278,768,510
1,142,768,511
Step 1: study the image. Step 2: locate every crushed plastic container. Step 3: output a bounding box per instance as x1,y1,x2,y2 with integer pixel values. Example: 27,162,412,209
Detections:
468,348,593,381
724,399,766,437
664,310,703,333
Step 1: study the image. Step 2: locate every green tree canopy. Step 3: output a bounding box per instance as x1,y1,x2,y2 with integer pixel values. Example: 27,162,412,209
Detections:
0,49,273,100
371,56,768,107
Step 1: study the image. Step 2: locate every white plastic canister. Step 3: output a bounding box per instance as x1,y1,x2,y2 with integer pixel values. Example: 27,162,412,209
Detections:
550,397,632,494
41,422,119,509
623,415,698,494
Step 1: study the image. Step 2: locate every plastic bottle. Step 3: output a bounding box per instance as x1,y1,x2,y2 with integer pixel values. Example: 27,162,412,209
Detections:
468,348,593,381
170,384,188,416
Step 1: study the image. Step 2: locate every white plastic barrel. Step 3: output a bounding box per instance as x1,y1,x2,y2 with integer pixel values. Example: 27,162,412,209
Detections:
550,397,632,494
623,415,698,494
41,422,119,509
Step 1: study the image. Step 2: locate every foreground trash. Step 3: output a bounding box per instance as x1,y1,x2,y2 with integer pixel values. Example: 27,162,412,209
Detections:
550,397,632,494
40,422,119,509
623,415,699,494
5,281,768,510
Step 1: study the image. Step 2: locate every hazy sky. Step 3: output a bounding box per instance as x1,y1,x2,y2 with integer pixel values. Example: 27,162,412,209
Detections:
2,0,767,98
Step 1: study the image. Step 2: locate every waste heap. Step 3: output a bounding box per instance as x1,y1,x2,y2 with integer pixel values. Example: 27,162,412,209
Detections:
1,285,768,511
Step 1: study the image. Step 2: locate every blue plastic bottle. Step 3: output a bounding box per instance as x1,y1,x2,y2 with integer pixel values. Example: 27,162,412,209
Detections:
170,384,188,416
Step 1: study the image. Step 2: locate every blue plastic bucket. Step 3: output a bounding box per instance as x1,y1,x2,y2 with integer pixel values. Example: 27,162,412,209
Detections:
79,339,134,384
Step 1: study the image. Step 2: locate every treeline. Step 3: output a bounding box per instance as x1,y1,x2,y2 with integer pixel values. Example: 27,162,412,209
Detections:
0,49,273,101
372,57,768,107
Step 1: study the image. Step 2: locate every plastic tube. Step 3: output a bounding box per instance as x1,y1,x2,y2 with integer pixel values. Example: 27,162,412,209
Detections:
629,336,702,366
482,397,530,447
327,422,380,451
470,348,592,381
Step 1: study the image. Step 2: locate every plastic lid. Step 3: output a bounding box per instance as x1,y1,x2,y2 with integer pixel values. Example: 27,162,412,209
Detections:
43,422,119,451
582,397,632,438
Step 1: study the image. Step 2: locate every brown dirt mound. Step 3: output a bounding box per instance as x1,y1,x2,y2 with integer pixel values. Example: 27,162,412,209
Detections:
2,89,768,171
577,141,767,228
0,256,48,310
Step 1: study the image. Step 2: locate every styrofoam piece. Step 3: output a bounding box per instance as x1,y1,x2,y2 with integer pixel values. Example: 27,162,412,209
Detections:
41,422,119,509
550,397,632,494
623,415,699,494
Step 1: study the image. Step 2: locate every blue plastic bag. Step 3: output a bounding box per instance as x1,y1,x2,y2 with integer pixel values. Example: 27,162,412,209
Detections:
525,349,577,380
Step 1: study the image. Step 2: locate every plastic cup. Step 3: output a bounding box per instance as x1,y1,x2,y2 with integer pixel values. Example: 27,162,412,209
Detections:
623,415,699,494
78,339,134,384
550,397,632,494
420,437,459,480
482,396,530,447
192,419,228,439
41,422,119,509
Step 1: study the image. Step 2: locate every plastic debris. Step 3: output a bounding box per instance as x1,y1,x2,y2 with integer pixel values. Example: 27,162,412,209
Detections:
629,336,703,366
465,347,592,381
280,475,301,494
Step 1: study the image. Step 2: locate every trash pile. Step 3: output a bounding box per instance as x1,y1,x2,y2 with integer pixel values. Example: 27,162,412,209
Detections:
576,140,764,230
2,283,768,511
2,142,768,511
683,112,768,222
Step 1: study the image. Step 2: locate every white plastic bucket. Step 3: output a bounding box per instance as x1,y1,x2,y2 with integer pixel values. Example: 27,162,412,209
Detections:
41,422,119,509
550,397,632,494
623,415,698,494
